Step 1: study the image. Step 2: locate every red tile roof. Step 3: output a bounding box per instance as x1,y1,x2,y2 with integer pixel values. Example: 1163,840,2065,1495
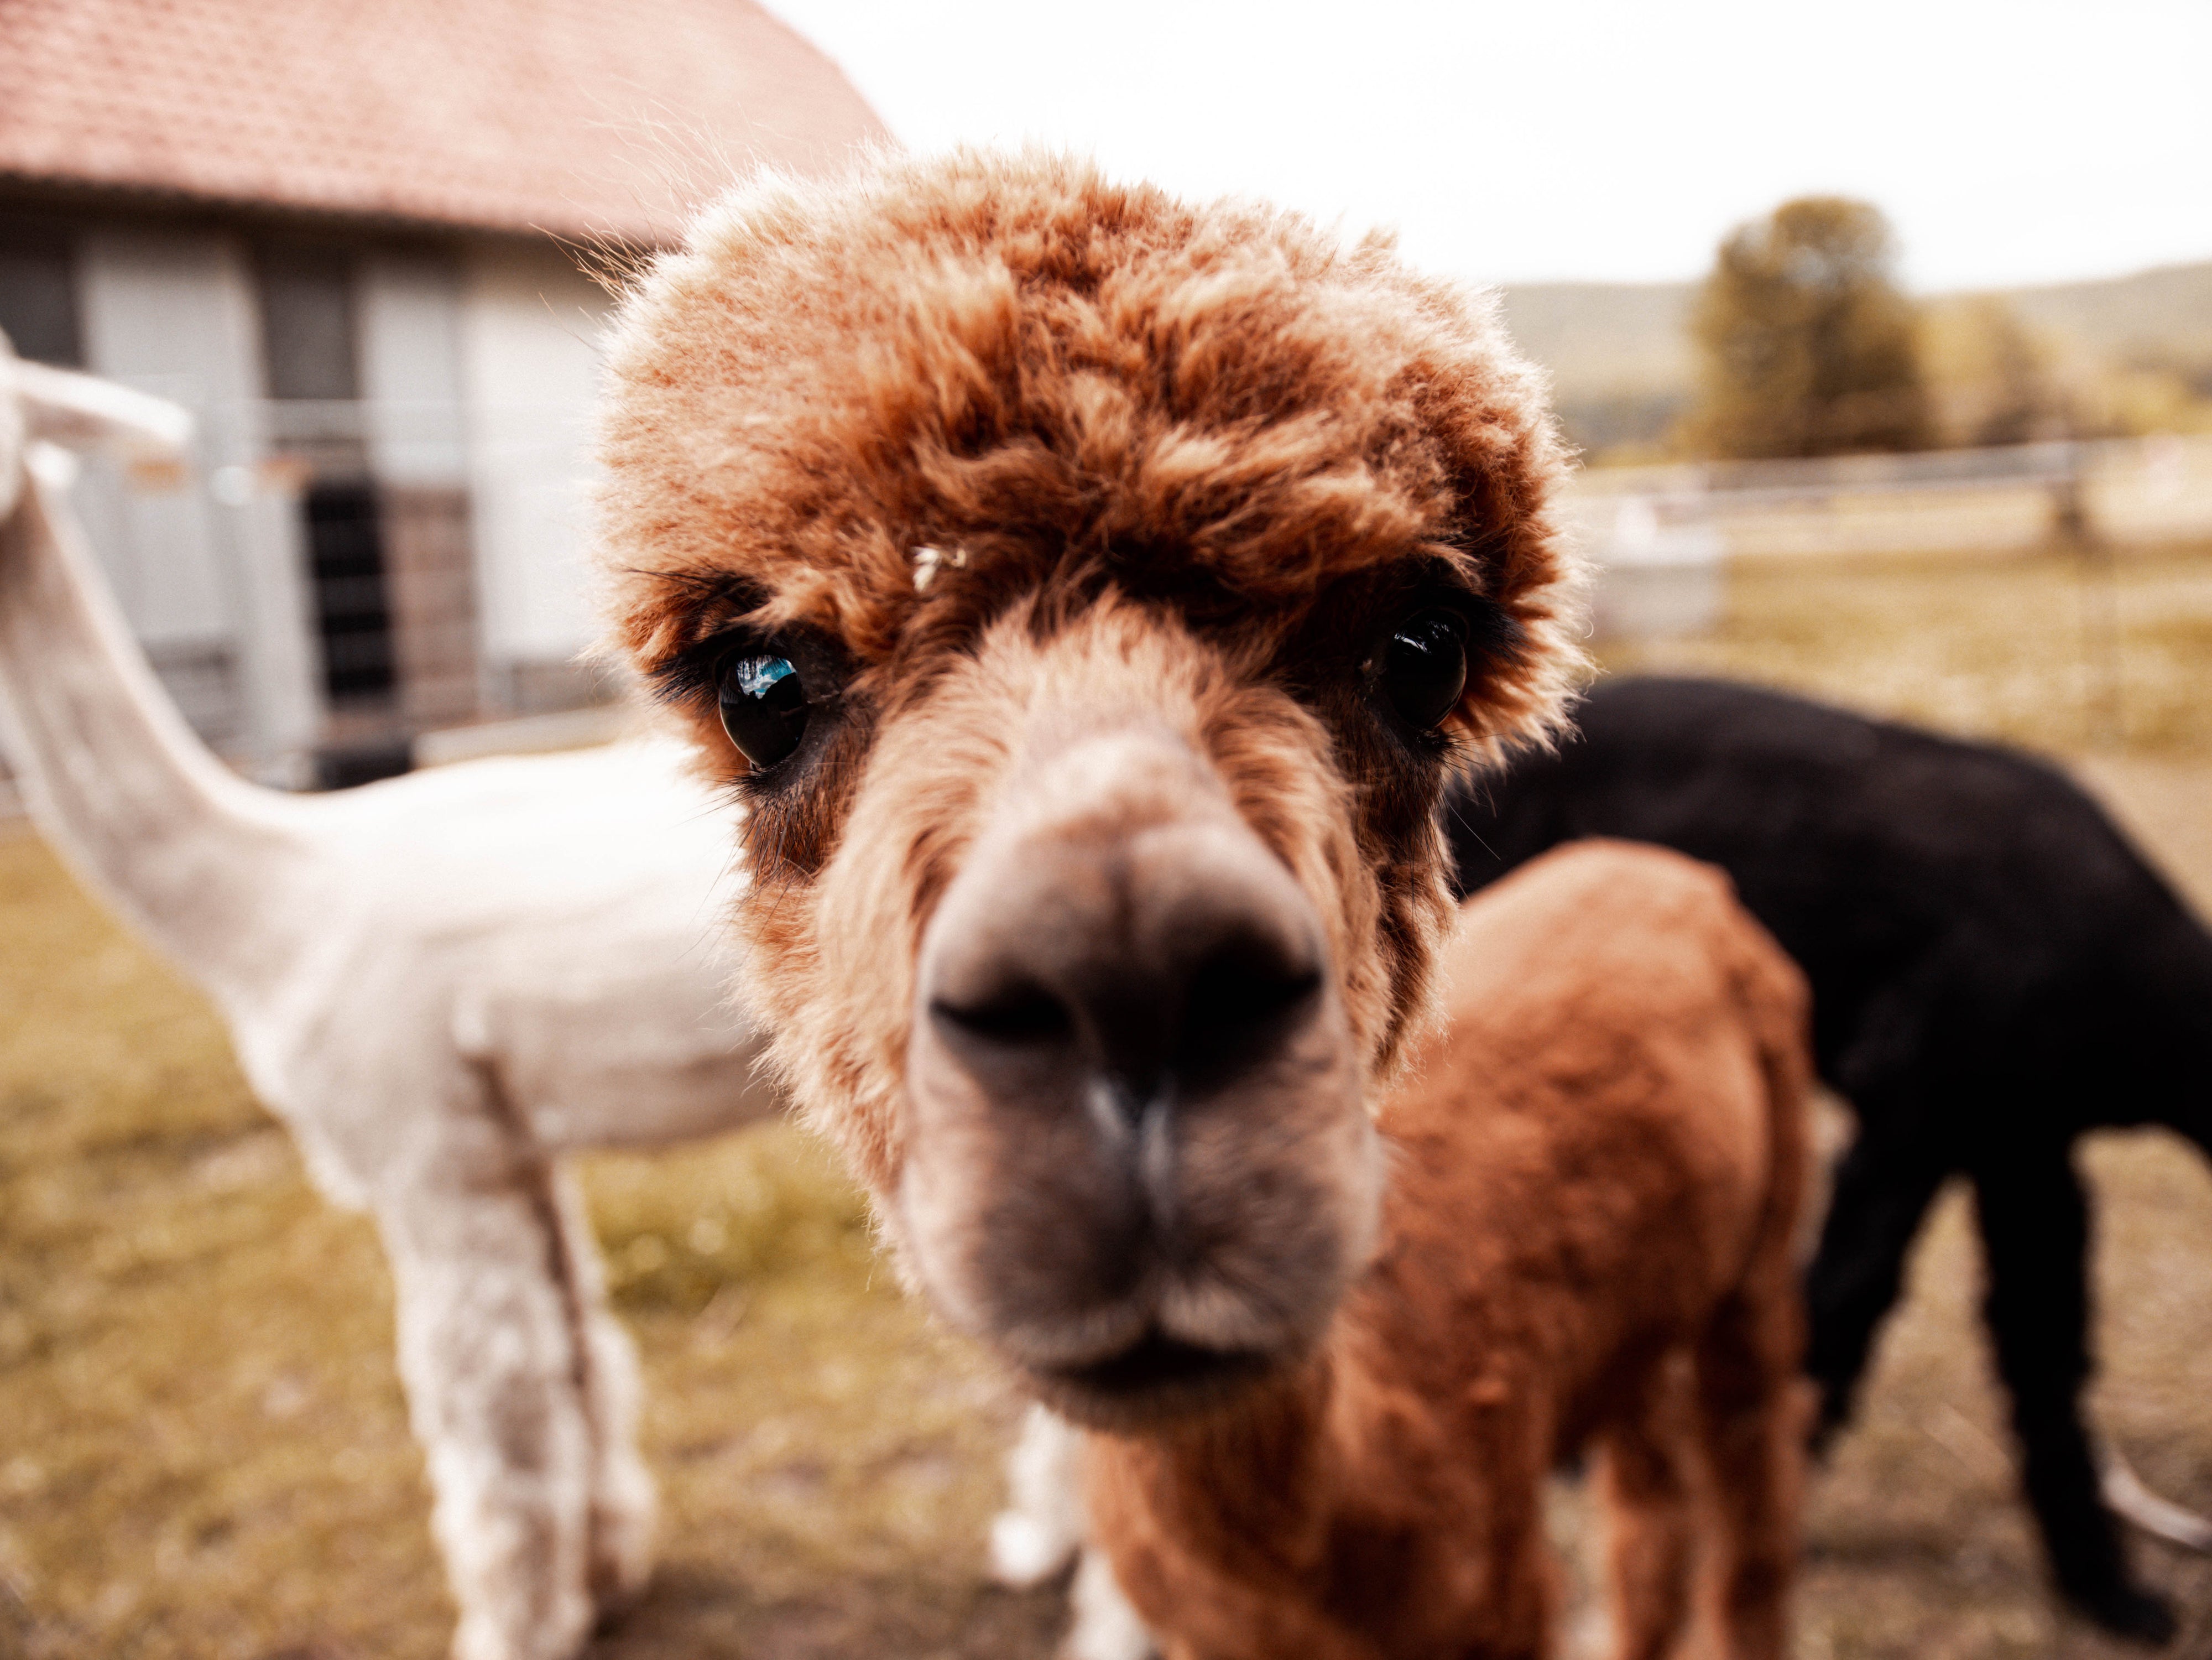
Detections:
0,0,889,244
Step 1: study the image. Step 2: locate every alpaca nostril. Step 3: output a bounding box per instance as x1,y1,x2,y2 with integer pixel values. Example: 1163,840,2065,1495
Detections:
1185,945,1321,1033
930,982,1078,1049
1174,942,1323,1087
925,928,1323,1113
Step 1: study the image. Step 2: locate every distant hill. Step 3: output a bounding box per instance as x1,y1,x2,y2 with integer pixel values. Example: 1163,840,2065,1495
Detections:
1495,282,1695,456
1497,259,2212,457
2002,262,2212,374
1496,282,1696,398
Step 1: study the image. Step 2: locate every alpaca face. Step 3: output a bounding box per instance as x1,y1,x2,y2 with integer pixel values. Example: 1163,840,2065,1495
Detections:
854,594,1475,1422
596,154,1583,1424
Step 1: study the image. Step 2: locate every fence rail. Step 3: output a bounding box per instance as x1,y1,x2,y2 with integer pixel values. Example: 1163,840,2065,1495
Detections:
1568,431,2212,561
11,421,2212,809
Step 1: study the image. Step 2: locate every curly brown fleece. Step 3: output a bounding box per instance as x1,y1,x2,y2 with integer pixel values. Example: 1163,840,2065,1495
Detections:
595,149,1583,1199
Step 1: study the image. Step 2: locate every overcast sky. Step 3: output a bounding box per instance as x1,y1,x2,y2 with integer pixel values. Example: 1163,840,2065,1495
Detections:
758,0,2212,294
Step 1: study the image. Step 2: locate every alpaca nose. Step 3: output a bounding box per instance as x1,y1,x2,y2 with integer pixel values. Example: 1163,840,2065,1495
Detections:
918,814,1328,1125
898,730,1370,1380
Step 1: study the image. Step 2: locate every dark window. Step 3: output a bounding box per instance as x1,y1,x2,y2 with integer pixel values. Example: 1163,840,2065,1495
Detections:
305,483,396,705
257,247,358,400
0,222,82,366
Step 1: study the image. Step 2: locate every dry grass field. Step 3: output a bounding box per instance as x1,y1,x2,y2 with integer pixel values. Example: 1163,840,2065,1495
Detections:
1601,544,2212,757
3,542,2211,1659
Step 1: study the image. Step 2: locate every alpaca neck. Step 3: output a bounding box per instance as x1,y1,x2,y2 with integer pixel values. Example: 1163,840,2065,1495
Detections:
1086,1306,1530,1651
0,464,320,1012
1091,1353,1344,1575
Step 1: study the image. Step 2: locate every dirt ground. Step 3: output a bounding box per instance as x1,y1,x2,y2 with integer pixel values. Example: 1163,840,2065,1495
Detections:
3,546,2211,1659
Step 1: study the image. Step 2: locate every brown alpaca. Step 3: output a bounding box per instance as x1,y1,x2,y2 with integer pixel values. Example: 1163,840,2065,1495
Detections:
1083,840,1810,1659
593,150,1802,1656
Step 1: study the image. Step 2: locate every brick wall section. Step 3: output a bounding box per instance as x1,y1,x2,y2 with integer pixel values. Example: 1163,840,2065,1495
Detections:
380,486,478,727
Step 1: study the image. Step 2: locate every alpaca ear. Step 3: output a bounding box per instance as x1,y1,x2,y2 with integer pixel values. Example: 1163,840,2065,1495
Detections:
0,334,192,520
7,352,195,457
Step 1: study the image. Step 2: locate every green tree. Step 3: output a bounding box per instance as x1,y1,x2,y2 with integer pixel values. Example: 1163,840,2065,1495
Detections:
1678,197,1932,459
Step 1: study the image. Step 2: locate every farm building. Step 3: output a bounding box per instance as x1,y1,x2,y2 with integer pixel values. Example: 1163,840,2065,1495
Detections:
0,0,885,785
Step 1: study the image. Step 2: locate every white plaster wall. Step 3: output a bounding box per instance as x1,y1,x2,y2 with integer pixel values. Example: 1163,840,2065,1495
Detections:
75,228,323,774
73,230,251,644
359,251,469,490
456,243,611,680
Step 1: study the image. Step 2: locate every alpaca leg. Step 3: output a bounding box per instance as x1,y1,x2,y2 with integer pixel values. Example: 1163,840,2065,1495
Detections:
1802,1110,1949,1446
1971,1142,2175,1643
1597,1355,1699,1660
1065,1547,1159,1660
991,1403,1087,1587
1692,1281,1805,1660
378,1143,604,1660
545,1167,657,1609
992,1407,1158,1659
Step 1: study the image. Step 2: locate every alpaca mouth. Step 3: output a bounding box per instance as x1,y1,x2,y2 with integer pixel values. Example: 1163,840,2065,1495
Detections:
1031,1329,1281,1422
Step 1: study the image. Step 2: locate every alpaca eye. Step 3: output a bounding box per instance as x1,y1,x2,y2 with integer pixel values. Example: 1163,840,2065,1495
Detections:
1374,608,1469,731
717,652,809,768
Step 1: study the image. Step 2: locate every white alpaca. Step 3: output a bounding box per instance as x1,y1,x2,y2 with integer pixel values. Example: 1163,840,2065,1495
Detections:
0,340,781,1660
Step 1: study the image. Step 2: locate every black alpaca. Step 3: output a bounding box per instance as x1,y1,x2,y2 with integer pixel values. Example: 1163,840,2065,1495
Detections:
1445,675,2212,1643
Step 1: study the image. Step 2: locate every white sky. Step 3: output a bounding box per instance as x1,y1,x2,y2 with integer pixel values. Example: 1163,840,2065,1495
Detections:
759,0,2212,294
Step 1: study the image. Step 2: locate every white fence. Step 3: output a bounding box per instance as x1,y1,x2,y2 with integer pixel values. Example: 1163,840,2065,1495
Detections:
1569,433,2212,639
15,414,2212,803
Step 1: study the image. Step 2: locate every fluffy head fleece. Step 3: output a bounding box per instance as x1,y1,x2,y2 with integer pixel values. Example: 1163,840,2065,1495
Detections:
595,149,1584,1205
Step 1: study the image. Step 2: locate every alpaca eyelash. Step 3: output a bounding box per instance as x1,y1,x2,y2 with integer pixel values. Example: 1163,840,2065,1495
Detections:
649,617,778,710
632,569,772,704
648,651,718,709
1455,599,1526,685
